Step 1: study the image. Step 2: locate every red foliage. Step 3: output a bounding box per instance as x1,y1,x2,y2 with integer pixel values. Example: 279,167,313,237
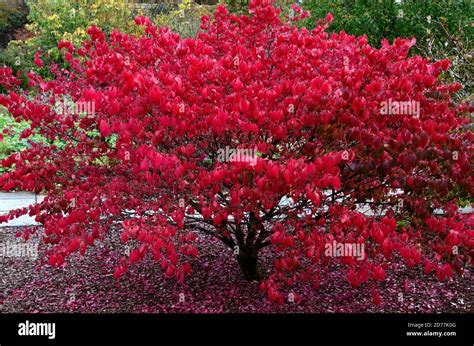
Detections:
0,0,472,305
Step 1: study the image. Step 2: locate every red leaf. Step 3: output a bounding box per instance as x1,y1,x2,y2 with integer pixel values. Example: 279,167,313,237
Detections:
99,119,111,137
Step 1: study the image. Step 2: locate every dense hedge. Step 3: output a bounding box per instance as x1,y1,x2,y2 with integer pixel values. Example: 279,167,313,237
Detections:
0,0,472,167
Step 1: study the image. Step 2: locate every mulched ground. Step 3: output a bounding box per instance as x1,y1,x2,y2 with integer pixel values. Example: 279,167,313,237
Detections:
0,226,471,313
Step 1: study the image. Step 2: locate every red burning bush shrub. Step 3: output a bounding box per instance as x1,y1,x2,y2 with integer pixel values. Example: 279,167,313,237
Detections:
0,0,472,305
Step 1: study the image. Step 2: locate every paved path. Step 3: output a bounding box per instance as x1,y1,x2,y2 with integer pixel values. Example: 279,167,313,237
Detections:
0,192,471,228
0,192,44,227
